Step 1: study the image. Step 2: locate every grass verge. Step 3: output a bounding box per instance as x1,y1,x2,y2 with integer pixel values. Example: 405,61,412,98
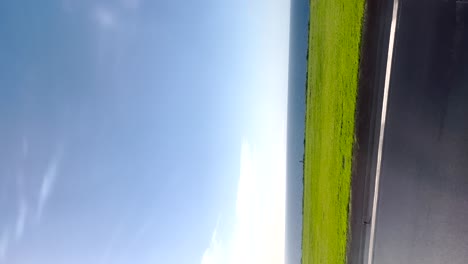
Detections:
302,0,365,263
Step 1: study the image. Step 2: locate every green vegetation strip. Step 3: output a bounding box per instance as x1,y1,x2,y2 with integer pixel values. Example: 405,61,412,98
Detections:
302,0,365,263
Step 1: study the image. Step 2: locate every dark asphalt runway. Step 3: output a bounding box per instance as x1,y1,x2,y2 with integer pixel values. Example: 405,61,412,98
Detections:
371,0,468,263
347,0,395,262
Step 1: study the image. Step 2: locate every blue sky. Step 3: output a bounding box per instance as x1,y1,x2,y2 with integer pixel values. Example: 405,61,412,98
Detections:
0,0,290,263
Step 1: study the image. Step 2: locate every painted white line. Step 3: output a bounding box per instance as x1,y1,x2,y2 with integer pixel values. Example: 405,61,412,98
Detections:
367,0,400,263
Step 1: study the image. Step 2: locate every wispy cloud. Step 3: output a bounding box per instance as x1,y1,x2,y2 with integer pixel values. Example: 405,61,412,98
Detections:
37,150,63,221
98,221,125,264
201,140,286,264
230,141,259,264
0,230,9,261
14,200,27,241
15,162,28,242
94,6,116,29
201,141,256,264
201,219,223,264
117,214,155,262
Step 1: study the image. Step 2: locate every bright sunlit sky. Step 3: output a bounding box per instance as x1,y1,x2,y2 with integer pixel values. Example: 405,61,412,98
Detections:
0,0,290,263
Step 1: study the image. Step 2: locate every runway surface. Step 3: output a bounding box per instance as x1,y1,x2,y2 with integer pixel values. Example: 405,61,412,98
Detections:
370,0,468,263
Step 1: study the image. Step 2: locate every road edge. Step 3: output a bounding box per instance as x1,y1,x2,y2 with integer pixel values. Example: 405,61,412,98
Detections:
347,0,395,263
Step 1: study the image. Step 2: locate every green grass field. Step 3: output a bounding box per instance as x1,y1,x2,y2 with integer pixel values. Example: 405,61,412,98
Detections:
302,0,365,263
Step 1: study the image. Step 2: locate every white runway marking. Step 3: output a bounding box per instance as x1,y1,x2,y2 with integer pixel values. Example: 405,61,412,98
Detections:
367,0,400,263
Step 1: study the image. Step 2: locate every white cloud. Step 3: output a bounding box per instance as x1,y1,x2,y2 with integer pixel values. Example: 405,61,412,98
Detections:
230,142,259,264
94,6,116,29
235,142,256,223
14,200,27,241
0,230,9,261
37,151,62,221
98,222,125,264
201,140,286,264
201,222,223,264
200,0,289,261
